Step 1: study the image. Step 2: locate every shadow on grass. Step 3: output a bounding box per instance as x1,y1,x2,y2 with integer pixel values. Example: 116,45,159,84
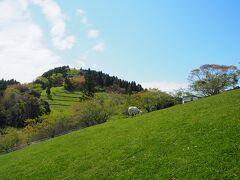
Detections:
48,103,71,106
51,99,80,102
53,94,81,98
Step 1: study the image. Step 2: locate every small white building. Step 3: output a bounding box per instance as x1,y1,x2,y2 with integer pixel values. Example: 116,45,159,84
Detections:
182,95,199,104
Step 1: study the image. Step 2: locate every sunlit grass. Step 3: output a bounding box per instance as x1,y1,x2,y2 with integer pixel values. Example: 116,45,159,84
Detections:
0,89,239,179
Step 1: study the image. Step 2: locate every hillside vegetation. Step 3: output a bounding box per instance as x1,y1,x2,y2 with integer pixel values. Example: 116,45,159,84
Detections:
0,89,239,179
0,66,145,130
0,74,175,153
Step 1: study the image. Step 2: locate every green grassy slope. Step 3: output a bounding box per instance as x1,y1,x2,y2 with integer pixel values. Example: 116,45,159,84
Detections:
0,90,240,179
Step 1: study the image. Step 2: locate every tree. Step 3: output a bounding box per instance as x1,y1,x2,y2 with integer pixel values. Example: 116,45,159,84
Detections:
170,88,193,104
189,64,240,96
0,104,6,128
64,78,74,92
42,66,70,79
71,75,85,90
67,68,80,78
34,76,49,89
46,87,52,100
0,79,19,96
79,68,143,94
131,91,175,112
0,85,51,128
0,80,7,95
50,73,64,87
83,69,95,97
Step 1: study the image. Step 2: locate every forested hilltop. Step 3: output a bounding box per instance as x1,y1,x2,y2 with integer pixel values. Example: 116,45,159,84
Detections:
34,66,143,95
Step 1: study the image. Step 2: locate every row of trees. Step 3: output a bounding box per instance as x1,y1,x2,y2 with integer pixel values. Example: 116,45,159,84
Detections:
79,69,143,94
0,79,19,96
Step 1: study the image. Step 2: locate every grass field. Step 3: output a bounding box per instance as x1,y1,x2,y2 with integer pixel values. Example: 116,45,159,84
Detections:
0,89,239,179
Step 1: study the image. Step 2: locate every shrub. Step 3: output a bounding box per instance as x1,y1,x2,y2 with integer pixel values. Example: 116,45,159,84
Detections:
71,75,85,91
71,99,110,127
0,128,21,153
130,91,175,112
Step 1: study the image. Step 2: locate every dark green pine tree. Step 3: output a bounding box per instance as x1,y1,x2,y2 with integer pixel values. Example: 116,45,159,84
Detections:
46,87,52,100
64,78,74,92
83,69,95,97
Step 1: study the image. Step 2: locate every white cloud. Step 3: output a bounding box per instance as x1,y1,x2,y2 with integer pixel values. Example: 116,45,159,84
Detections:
93,41,105,52
81,16,88,24
75,7,106,54
0,0,61,83
76,8,88,24
141,81,188,92
0,0,29,21
87,29,99,38
76,8,85,16
32,0,75,50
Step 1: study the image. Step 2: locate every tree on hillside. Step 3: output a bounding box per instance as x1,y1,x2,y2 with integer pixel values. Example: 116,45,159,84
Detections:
64,78,74,92
0,104,6,127
82,69,95,97
0,85,51,128
42,66,70,79
50,73,64,87
67,68,80,78
0,79,19,96
131,91,175,112
188,64,240,96
170,88,194,104
46,87,52,100
71,75,85,91
79,68,143,94
34,76,49,89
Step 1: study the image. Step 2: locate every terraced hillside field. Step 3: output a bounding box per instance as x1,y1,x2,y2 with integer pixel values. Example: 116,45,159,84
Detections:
0,89,239,179
41,87,83,115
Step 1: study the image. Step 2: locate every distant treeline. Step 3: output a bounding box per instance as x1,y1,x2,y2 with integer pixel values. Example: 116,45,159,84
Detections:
80,68,143,94
0,79,19,95
35,66,143,94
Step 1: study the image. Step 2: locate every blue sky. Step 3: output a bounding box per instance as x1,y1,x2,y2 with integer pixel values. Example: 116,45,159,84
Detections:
0,0,240,91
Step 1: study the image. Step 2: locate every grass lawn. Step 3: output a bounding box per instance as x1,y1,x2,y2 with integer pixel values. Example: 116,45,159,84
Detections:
0,89,239,179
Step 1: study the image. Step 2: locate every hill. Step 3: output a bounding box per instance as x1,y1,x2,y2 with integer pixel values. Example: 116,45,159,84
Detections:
0,66,145,130
35,66,143,94
0,89,239,179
